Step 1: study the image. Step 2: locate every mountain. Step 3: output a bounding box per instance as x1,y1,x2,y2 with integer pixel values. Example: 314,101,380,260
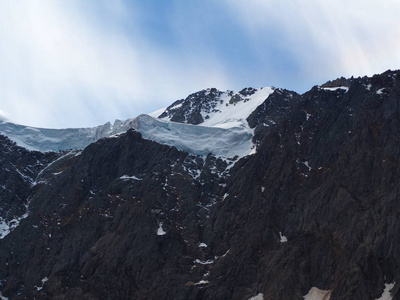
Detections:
0,70,399,299
0,87,274,157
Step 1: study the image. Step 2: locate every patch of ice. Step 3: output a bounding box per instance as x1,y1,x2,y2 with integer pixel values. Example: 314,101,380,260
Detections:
249,293,264,300
376,282,394,300
0,120,117,152
157,222,166,236
303,287,331,300
279,232,288,243
135,114,255,159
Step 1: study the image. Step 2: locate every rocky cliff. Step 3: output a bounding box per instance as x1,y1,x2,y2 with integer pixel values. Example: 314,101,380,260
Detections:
0,70,400,299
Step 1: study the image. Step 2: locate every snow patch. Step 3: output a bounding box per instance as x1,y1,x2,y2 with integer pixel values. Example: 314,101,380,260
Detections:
376,282,394,300
248,293,264,300
200,87,274,129
194,259,214,265
35,151,78,183
279,232,288,243
303,161,312,171
199,242,208,248
303,287,331,300
221,249,230,257
195,280,209,285
157,222,166,236
169,103,183,110
119,175,141,181
147,107,167,118
321,86,349,93
377,88,386,95
0,212,29,239
36,277,49,291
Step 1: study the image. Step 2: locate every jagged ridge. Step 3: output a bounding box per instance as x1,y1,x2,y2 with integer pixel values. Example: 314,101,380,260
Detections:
0,70,399,299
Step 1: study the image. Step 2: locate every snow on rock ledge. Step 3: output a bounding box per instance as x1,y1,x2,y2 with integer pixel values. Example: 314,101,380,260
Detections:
303,287,331,300
157,222,166,236
248,293,264,300
376,283,394,300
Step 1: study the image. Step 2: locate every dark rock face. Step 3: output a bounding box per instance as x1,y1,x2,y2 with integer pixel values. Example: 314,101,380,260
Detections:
1,70,400,299
247,88,302,146
158,87,258,125
0,135,59,228
158,88,225,124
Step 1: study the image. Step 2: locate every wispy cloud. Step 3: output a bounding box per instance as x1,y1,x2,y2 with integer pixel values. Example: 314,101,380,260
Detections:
1,1,399,128
222,0,400,88
0,1,232,128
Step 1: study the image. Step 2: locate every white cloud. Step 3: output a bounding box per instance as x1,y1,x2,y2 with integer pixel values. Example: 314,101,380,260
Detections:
0,1,232,128
223,0,400,81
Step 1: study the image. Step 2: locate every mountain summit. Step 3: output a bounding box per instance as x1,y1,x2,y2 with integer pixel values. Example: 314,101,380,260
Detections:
0,70,400,299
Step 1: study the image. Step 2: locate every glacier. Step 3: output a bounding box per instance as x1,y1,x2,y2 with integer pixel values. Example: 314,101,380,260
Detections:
0,87,274,159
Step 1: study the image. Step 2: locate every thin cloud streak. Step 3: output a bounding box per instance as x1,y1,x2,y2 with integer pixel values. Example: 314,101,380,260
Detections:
0,1,232,128
223,0,400,86
1,1,400,128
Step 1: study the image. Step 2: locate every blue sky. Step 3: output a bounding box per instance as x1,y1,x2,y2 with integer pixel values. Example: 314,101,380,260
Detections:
1,0,399,128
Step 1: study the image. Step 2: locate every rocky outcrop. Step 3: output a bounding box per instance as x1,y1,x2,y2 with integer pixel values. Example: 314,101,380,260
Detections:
0,135,59,237
1,70,400,299
158,88,225,124
158,87,261,125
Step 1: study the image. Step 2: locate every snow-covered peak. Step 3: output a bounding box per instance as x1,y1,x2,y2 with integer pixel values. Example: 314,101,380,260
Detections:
200,87,274,129
158,87,274,128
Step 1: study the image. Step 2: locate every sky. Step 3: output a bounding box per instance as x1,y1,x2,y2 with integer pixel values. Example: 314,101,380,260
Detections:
0,0,399,128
